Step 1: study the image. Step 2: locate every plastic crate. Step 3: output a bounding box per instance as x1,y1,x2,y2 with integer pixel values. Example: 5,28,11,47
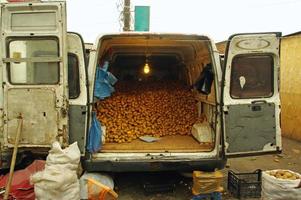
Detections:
143,182,175,195
227,169,262,199
192,192,222,200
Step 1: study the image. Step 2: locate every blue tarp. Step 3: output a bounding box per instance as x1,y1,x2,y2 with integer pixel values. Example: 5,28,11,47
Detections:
94,61,117,99
87,112,102,153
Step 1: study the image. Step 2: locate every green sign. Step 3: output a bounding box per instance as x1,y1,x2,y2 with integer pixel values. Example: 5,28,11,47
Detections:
134,6,150,31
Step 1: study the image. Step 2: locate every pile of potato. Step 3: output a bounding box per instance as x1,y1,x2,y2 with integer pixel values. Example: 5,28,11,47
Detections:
267,170,300,180
96,81,199,143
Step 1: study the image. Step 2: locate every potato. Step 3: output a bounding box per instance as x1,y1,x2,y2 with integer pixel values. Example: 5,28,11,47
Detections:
268,170,300,180
269,171,276,176
284,171,293,178
289,175,297,180
96,81,200,143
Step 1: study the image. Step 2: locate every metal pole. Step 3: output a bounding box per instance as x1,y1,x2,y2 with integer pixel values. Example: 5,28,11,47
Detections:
123,0,131,31
3,115,23,200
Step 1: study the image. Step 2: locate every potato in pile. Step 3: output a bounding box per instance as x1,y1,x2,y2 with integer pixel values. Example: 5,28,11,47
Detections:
96,81,199,143
267,170,300,180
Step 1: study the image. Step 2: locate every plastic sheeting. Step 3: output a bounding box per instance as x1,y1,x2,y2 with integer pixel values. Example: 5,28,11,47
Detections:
192,170,223,195
0,160,45,200
87,112,102,153
79,172,115,200
195,63,214,95
94,61,117,100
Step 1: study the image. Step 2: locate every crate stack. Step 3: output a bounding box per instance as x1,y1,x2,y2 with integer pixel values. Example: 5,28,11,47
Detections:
227,170,262,199
191,171,223,200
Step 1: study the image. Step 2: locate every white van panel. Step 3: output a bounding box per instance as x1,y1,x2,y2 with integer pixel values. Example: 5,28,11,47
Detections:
1,1,68,148
11,12,57,31
223,33,281,157
6,88,58,146
2,3,63,33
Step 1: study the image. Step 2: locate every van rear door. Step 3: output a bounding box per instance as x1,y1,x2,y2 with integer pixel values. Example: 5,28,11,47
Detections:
1,1,68,147
67,32,88,155
222,33,281,157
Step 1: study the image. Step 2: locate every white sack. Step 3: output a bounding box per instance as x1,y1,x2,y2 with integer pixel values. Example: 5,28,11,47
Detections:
262,169,301,200
46,141,80,170
31,142,81,200
34,181,79,200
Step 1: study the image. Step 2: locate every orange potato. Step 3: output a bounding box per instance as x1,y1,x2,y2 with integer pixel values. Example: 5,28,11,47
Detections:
96,81,199,143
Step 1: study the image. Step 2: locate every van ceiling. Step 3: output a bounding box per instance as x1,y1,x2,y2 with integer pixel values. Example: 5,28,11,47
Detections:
112,55,180,70
97,34,211,63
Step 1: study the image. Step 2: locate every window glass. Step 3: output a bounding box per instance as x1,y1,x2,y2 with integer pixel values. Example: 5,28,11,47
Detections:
230,55,273,98
85,49,90,66
8,39,59,84
68,53,80,99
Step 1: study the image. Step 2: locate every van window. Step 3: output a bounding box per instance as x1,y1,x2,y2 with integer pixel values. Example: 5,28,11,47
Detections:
8,39,59,84
68,53,80,99
230,55,273,99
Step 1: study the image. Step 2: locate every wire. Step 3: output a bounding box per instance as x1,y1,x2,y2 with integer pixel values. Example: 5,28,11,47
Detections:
116,0,124,31
130,11,134,30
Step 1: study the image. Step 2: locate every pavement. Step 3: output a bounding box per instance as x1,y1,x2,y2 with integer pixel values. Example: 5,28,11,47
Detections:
113,137,301,200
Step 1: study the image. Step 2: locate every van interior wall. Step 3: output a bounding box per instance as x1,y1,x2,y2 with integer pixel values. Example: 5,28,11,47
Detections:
186,48,217,132
96,37,217,152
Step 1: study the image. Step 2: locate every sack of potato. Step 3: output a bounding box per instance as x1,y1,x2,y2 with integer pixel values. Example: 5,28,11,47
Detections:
262,169,301,200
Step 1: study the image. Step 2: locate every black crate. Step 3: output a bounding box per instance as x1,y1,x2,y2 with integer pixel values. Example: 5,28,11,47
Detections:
143,182,176,195
227,169,262,199
142,173,177,195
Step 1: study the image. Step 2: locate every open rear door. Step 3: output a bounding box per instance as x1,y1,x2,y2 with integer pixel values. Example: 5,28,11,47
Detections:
222,33,281,157
67,32,88,155
1,1,68,147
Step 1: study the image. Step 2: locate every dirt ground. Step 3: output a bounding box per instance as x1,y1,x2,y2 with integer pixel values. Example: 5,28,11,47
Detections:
113,137,301,200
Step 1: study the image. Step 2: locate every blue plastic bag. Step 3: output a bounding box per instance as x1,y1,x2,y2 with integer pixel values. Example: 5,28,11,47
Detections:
107,71,118,85
94,80,114,99
87,112,102,153
94,61,117,99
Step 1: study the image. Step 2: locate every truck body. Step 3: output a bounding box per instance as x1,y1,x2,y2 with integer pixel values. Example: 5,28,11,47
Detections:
0,0,282,172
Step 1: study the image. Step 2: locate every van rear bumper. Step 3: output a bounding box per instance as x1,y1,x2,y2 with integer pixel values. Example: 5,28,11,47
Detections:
83,158,227,172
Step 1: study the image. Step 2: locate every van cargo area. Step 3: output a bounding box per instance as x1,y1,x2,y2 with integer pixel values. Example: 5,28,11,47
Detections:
94,34,217,153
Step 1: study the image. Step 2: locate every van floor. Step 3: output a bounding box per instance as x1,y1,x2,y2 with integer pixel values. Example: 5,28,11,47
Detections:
100,135,213,153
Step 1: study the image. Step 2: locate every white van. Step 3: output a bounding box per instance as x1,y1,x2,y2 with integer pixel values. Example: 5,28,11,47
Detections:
0,0,281,172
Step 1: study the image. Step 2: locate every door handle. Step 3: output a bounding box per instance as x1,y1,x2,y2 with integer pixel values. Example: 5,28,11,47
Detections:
251,100,267,104
251,105,261,111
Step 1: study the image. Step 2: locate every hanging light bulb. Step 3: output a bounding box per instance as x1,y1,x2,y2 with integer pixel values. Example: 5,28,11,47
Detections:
143,57,151,74
143,62,150,74
144,39,150,75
